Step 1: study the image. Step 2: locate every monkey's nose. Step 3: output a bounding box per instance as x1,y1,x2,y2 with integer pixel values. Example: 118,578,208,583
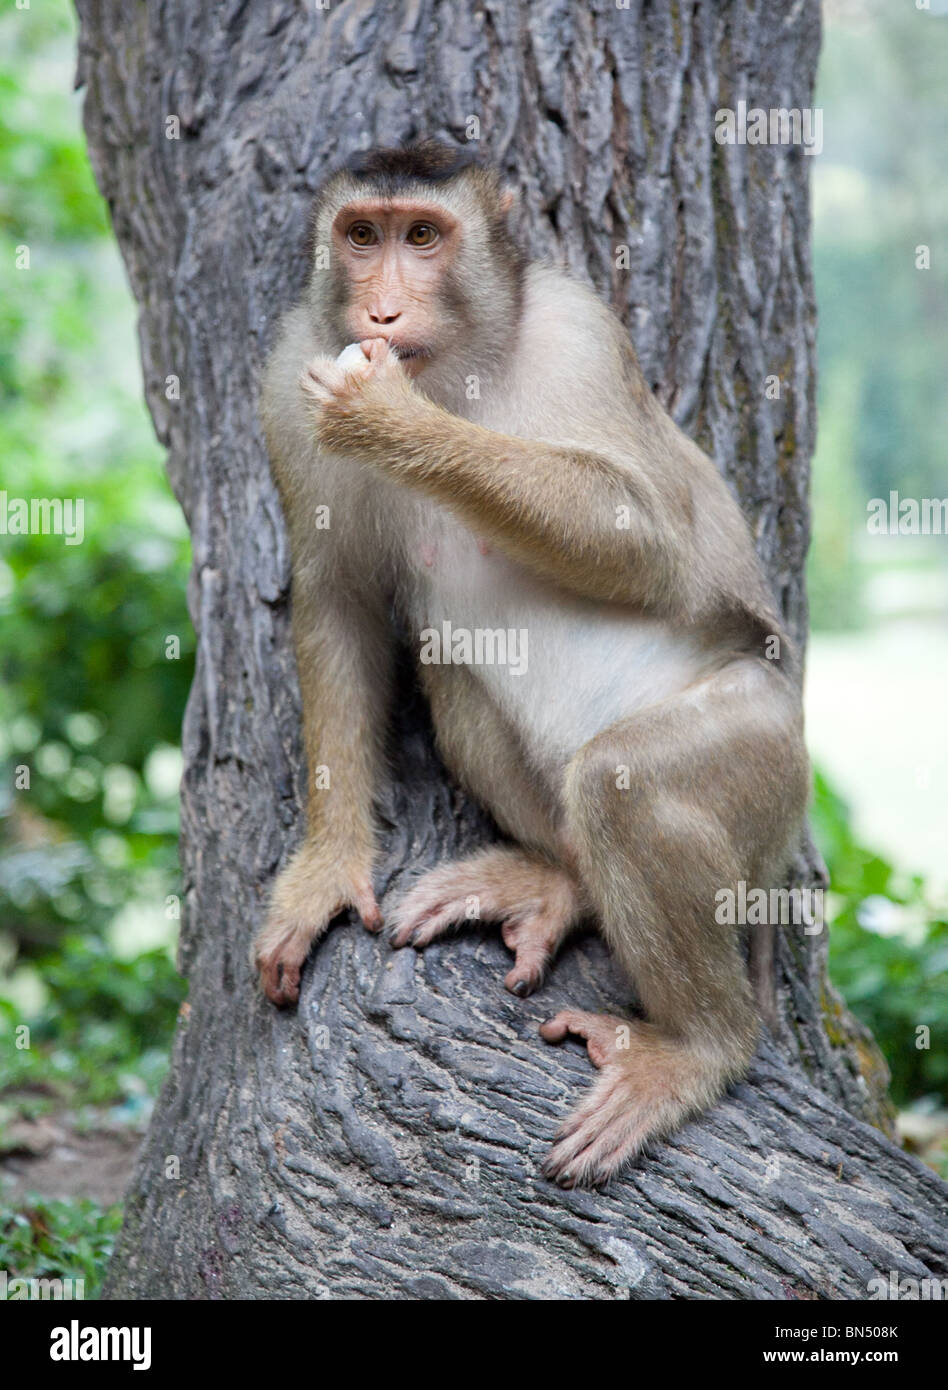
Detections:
369,309,402,325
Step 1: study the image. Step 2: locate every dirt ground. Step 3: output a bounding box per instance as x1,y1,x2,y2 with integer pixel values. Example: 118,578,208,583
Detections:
0,1122,141,1206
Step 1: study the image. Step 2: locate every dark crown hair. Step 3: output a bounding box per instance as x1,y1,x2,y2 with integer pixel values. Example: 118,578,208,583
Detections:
342,138,481,191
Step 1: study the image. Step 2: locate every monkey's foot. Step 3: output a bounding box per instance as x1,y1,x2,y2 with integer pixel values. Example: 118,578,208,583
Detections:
539,1010,713,1187
389,848,582,996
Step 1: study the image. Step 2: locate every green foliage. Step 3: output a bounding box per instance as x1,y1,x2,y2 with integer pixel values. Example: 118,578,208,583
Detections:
0,0,187,1216
0,0,193,956
0,7,109,247
0,938,184,1120
813,771,948,1107
0,1194,122,1298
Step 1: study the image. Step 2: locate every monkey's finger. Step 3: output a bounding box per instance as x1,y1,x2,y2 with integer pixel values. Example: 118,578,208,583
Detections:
256,953,301,1009
361,337,390,363
299,372,332,405
338,353,374,382
335,342,372,371
300,358,345,398
388,872,474,946
371,339,408,379
505,970,535,998
275,961,302,1008
412,906,468,946
353,885,384,933
366,336,401,365
388,919,419,949
387,896,430,946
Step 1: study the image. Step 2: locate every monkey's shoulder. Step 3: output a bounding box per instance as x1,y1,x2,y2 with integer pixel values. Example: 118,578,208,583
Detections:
503,263,651,432
520,262,625,356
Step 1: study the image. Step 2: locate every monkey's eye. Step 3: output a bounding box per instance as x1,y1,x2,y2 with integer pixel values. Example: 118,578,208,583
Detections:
347,222,378,248
406,223,439,248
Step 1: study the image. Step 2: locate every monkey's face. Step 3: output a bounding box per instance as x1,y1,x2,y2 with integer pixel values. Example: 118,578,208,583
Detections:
330,198,463,375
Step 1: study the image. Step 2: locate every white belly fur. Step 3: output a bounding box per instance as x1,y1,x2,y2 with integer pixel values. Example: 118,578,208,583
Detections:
402,510,710,780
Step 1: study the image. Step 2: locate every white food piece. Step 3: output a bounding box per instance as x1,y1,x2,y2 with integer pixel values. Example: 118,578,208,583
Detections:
335,343,368,371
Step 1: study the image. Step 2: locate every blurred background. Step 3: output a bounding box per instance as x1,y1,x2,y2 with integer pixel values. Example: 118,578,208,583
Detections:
0,0,945,1291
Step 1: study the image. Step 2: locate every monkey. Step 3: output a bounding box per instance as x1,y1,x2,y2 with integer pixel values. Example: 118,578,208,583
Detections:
253,139,810,1188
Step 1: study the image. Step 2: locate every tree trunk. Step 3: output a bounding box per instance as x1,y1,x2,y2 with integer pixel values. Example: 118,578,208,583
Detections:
76,0,947,1299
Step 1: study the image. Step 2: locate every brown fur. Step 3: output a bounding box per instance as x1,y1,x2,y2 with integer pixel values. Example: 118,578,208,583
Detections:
254,141,810,1185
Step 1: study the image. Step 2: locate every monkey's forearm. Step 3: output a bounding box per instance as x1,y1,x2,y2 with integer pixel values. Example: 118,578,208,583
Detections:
290,589,390,862
297,684,378,860
320,391,686,611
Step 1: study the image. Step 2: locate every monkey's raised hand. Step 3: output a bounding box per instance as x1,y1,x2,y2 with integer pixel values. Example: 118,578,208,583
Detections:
299,338,414,443
253,841,382,1007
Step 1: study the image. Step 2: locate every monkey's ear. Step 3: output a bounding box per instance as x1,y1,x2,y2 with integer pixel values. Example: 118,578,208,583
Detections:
499,186,516,215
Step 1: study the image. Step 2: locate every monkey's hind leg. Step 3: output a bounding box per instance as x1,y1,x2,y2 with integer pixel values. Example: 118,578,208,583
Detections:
389,846,585,996
542,660,808,1187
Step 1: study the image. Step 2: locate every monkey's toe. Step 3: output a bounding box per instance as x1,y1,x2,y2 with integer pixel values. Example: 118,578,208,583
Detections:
539,1009,628,1066
389,854,579,998
539,1011,659,1185
388,880,469,949
540,1013,721,1186
542,1069,647,1188
389,903,459,949
501,916,559,996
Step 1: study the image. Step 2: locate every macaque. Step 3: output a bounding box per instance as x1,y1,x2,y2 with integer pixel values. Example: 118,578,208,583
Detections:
254,140,809,1187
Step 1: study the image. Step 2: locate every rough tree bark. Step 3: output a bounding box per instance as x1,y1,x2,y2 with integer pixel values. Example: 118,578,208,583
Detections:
75,0,947,1299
